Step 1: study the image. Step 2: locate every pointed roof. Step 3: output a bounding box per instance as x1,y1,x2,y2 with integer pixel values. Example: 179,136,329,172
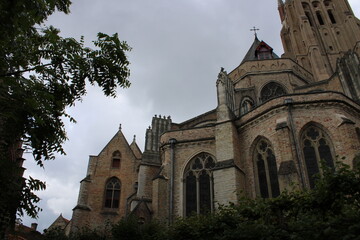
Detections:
97,127,142,159
240,36,279,65
46,214,70,231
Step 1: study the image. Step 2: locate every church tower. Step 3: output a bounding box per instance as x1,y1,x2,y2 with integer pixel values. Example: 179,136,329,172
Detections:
278,0,360,81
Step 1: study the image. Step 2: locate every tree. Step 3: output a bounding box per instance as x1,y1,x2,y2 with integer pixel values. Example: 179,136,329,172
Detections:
0,0,131,236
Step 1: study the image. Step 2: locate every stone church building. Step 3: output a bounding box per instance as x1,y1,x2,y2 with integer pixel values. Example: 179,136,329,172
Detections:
70,0,360,232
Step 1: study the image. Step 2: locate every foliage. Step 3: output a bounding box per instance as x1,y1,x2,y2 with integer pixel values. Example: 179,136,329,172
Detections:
43,227,69,240
111,216,166,240
168,162,360,240
0,0,131,234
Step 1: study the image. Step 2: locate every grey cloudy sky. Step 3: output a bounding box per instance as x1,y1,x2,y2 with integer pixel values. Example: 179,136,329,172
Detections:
21,0,360,232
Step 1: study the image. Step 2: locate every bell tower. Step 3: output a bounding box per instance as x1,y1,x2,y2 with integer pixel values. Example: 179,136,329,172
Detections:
278,0,360,81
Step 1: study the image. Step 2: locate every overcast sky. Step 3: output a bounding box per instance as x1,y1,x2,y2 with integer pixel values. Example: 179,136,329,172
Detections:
21,0,360,232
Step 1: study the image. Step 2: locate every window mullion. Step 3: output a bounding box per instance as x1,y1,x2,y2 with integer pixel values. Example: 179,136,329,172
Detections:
210,173,214,213
263,153,273,198
196,173,200,215
111,188,115,208
313,141,322,175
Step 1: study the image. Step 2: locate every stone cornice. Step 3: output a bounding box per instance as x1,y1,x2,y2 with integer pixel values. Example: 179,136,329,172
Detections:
160,137,215,150
237,92,360,131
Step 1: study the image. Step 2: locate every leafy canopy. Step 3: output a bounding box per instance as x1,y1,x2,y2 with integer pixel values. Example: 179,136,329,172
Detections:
0,0,131,229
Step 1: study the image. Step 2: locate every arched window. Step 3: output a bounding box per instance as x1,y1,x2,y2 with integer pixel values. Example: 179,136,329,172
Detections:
184,153,215,216
254,138,280,198
240,97,255,115
301,125,334,188
104,177,121,208
112,151,121,168
260,82,287,103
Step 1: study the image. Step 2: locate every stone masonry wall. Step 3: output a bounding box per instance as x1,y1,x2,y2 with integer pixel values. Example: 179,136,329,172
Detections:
71,131,140,232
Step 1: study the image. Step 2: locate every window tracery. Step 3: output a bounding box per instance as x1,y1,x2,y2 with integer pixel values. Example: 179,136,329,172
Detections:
260,82,287,103
184,153,215,216
301,125,334,188
253,138,280,198
104,177,121,208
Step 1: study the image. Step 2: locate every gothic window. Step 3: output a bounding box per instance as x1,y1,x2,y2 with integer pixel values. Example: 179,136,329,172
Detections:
356,128,360,144
184,153,215,216
240,97,255,115
104,177,121,208
112,151,121,169
254,138,280,198
328,10,336,24
301,126,334,188
260,82,287,103
316,11,325,25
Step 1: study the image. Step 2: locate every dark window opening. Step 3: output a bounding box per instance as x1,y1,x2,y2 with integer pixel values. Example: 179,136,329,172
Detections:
257,154,269,198
185,172,197,216
267,149,280,197
316,11,325,25
199,171,211,215
306,12,314,26
328,10,336,24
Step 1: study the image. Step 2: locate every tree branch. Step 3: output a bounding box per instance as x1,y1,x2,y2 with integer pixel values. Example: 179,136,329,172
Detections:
0,63,54,78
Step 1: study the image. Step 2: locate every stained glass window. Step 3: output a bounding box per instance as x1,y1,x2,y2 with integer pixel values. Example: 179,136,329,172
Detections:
184,153,215,216
301,126,334,188
254,139,280,198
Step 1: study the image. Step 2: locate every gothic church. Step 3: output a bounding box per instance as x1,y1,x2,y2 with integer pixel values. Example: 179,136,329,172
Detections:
70,0,360,232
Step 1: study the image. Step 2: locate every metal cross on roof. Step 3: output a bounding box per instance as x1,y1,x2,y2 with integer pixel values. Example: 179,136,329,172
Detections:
250,26,260,38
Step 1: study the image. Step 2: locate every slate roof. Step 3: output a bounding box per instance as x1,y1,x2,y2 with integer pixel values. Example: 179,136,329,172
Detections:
240,36,279,64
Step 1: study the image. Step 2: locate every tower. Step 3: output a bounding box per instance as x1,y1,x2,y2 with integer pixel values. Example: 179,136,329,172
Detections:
278,0,360,81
